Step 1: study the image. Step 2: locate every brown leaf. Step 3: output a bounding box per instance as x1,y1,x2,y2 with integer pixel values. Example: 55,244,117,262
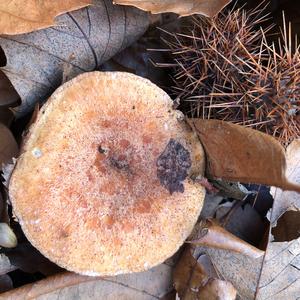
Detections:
269,139,300,221
193,246,262,299
173,247,236,299
188,119,300,193
0,71,20,108
0,0,91,35
0,108,14,127
189,219,264,259
0,123,18,169
0,264,173,299
256,139,300,299
0,0,149,116
114,0,232,17
198,278,237,300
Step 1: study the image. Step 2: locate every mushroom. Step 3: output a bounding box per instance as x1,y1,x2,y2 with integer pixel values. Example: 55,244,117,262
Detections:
9,72,205,275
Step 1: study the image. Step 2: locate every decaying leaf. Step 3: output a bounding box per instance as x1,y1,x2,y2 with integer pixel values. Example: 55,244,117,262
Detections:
269,139,300,220
0,123,18,169
189,119,300,193
215,203,268,247
189,219,264,259
256,139,300,299
194,246,263,300
114,0,232,17
0,0,92,35
173,247,237,299
0,108,14,127
0,71,19,108
0,0,149,116
0,263,172,299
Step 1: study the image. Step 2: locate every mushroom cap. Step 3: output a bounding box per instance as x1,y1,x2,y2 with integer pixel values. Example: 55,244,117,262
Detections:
9,72,205,276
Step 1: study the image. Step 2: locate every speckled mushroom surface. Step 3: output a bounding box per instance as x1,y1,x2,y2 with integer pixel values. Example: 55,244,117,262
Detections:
9,72,205,276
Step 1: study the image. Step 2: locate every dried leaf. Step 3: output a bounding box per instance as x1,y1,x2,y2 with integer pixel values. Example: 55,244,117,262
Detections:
114,0,232,17
269,139,300,221
193,246,262,299
256,139,300,299
215,203,268,247
0,123,18,169
0,0,91,35
189,119,300,193
0,0,149,116
189,219,264,259
0,263,172,299
0,71,19,107
197,278,237,300
0,108,14,127
173,247,236,299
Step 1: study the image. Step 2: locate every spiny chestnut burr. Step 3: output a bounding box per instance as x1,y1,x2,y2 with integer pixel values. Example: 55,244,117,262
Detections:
165,6,299,146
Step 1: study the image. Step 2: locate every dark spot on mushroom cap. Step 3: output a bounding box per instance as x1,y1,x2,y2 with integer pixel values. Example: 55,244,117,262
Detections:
156,139,191,194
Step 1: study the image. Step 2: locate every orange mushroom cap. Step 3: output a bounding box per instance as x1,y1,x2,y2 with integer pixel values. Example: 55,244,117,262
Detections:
9,72,205,275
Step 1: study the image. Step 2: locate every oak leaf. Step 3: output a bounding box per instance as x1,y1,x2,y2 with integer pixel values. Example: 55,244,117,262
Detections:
0,0,91,35
0,0,149,116
189,119,300,193
0,123,18,169
0,263,172,299
173,247,237,299
114,0,232,17
256,139,300,299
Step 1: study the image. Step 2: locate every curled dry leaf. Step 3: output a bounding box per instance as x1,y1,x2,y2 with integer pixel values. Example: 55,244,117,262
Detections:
173,247,237,299
189,219,264,259
0,0,149,116
193,246,263,300
0,0,91,35
188,119,300,193
0,71,20,108
0,108,14,127
0,123,18,169
0,264,172,299
270,139,300,221
256,139,300,300
114,0,232,17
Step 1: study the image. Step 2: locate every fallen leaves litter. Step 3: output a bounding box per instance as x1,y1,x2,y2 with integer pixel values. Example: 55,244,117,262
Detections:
0,108,14,127
256,139,300,299
114,0,232,17
0,0,92,35
0,0,149,116
189,119,300,193
0,123,18,169
0,72,19,108
189,219,264,259
173,247,237,299
0,263,172,299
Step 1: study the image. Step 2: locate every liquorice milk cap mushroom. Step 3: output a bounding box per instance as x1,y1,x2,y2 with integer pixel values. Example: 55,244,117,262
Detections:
9,72,206,275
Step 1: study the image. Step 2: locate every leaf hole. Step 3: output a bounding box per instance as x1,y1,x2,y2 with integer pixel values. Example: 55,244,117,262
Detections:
272,210,300,242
